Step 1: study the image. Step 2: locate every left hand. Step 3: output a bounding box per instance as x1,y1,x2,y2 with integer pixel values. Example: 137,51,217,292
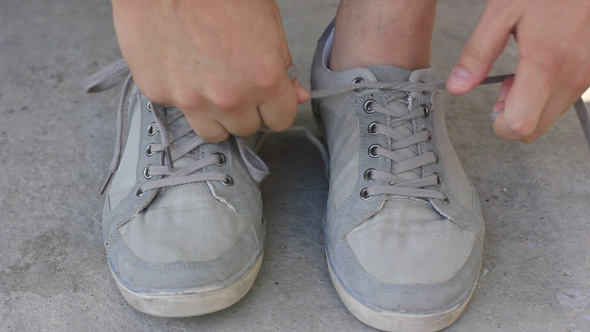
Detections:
446,0,590,143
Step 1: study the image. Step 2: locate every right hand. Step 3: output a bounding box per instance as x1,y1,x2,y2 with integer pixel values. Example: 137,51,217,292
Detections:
112,0,310,142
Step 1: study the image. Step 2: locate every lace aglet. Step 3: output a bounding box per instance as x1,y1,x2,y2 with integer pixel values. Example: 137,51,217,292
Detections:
100,172,114,195
165,146,174,171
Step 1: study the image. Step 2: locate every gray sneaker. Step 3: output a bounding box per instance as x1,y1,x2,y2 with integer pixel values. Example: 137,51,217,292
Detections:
85,61,268,317
311,24,484,331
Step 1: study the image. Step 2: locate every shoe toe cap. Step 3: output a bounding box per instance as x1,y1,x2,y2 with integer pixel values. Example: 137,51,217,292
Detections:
105,184,264,293
330,202,482,313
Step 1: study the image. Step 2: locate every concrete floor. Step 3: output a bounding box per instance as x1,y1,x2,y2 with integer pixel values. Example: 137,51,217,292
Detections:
1,0,590,331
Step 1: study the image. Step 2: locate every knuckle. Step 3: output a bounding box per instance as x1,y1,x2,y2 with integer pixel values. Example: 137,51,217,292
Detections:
464,39,494,62
506,118,536,138
532,53,564,77
493,128,515,141
141,88,167,105
201,131,228,144
486,0,520,20
571,68,590,92
252,64,283,91
172,89,202,110
269,120,291,132
268,109,296,132
207,84,242,111
237,125,260,137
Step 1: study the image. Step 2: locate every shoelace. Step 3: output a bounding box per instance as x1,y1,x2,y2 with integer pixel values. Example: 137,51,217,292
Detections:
84,60,269,196
311,75,590,202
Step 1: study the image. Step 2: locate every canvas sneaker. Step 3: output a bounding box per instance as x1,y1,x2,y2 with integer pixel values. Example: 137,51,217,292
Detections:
310,23,485,332
84,60,269,317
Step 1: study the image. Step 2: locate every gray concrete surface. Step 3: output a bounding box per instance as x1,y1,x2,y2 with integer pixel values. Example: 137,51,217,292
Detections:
1,1,589,331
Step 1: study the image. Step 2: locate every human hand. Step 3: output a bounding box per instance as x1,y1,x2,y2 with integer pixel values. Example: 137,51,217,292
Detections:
112,0,310,142
446,0,590,143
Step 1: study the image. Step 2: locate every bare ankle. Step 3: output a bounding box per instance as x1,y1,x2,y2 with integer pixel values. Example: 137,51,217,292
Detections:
330,0,437,71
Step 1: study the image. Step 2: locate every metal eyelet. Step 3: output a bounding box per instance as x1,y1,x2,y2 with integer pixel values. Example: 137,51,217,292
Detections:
422,128,432,142
368,122,379,135
433,151,439,163
360,188,372,200
368,144,381,158
442,195,450,205
364,99,376,114
136,187,144,197
146,144,154,156
147,122,156,136
434,172,442,187
222,176,234,186
363,169,375,182
422,104,431,118
146,101,153,112
352,77,365,91
215,153,227,166
143,165,152,179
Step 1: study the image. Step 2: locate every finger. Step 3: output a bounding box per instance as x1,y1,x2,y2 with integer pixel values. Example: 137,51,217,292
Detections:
519,91,579,143
259,75,298,132
184,112,230,143
492,58,552,141
216,107,263,137
491,76,514,116
447,3,515,94
293,79,311,104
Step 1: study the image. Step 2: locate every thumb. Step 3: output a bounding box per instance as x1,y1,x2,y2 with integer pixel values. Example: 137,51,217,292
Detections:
292,79,310,104
446,4,514,95
282,43,309,104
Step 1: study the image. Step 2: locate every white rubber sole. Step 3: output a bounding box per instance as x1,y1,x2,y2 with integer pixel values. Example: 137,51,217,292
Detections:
113,254,263,318
328,262,477,332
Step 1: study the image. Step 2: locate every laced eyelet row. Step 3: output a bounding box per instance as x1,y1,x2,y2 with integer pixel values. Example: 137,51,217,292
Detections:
137,174,234,197
359,161,446,202
136,102,155,197
137,152,232,197
359,187,449,203
344,81,445,203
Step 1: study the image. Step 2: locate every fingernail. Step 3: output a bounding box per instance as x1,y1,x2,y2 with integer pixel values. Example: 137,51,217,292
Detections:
294,79,305,90
490,100,505,122
489,111,501,123
490,102,504,123
447,66,471,90
493,101,505,113
294,79,311,101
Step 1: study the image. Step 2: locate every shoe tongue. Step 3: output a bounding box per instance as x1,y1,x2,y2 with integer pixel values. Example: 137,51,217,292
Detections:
367,66,412,83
